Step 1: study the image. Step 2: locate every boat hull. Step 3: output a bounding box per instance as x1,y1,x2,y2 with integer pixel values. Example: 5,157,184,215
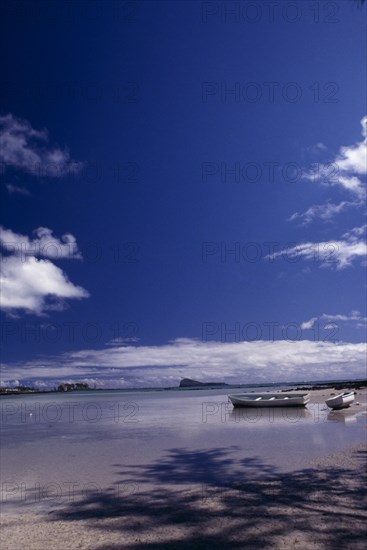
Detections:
325,392,355,410
228,393,310,408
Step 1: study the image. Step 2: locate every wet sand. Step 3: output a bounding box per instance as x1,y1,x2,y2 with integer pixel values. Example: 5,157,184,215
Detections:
1,388,366,549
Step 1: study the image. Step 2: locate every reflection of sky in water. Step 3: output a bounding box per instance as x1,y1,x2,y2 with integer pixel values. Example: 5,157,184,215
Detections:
1,389,366,513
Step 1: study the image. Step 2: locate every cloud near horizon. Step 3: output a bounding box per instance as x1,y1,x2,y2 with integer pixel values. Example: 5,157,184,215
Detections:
301,310,367,330
1,338,366,389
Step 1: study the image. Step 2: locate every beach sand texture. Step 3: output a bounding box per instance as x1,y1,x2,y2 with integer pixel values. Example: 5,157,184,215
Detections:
1,388,366,549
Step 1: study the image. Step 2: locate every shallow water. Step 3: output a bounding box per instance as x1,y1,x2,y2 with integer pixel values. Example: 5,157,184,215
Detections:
1,389,366,514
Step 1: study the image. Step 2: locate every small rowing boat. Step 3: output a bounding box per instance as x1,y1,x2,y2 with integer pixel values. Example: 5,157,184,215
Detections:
228,393,310,408
325,391,355,410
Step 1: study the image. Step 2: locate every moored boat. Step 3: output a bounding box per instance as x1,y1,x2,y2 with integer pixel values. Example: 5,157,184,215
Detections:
325,391,355,410
228,392,310,408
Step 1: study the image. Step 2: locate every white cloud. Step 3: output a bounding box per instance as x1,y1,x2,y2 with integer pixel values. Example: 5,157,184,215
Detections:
301,311,367,330
5,184,31,196
0,116,88,317
335,175,365,197
315,142,327,152
288,200,361,225
106,337,141,346
0,226,82,260
342,224,367,239
319,116,366,196
336,115,367,175
267,225,367,269
0,113,83,178
307,115,367,198
305,142,328,156
0,255,89,315
291,116,367,223
322,311,366,323
1,338,366,389
300,318,318,330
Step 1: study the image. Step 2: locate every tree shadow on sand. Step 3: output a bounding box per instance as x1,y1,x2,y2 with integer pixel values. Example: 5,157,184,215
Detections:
53,446,367,549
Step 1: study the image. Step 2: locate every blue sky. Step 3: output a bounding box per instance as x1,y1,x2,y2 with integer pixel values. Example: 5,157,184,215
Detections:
1,0,366,388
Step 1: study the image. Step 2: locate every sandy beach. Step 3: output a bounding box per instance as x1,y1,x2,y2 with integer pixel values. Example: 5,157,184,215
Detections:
1,388,366,549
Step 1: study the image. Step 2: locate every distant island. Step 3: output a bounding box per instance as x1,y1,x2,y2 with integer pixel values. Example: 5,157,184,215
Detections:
179,378,229,388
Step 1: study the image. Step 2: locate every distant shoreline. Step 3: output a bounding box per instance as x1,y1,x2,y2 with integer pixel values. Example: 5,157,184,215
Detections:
1,378,366,396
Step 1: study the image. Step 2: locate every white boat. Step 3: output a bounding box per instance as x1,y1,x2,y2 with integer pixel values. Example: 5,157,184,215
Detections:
228,392,310,408
325,391,355,410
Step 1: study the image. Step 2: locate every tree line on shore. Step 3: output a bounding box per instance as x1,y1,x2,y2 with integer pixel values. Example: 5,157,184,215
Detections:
0,382,90,394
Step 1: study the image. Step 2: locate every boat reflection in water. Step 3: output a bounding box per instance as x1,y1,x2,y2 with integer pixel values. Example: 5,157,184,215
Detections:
228,406,312,425
327,410,358,424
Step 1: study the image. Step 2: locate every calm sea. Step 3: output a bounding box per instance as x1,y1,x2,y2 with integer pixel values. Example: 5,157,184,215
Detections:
1,387,366,515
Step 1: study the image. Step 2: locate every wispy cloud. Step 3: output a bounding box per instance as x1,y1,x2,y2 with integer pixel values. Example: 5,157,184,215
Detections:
305,115,367,198
0,254,89,316
5,183,31,196
313,142,327,152
290,116,367,224
106,337,141,346
0,113,83,178
342,224,367,239
267,224,367,269
301,310,367,330
0,226,82,260
288,200,362,225
1,338,366,389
